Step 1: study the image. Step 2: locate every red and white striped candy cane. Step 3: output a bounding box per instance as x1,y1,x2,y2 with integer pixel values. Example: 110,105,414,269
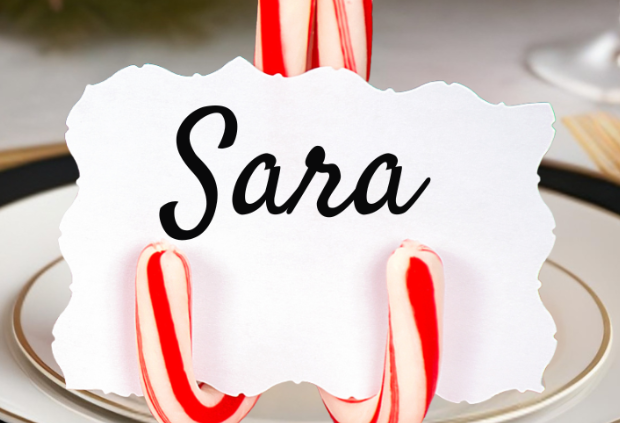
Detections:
136,243,259,423
255,0,315,77
318,240,443,423
315,0,373,81
254,0,372,81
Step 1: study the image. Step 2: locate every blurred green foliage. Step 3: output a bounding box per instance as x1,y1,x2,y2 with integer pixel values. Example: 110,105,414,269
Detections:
0,0,254,46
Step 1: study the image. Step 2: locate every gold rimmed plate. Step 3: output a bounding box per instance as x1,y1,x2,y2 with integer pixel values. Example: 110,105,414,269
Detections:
11,255,612,423
10,258,155,422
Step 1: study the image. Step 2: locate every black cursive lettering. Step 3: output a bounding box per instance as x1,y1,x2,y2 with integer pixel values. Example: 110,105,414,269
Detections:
161,106,432,241
159,106,237,240
354,154,431,215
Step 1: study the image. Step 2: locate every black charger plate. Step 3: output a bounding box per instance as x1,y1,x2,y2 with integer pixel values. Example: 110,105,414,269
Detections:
1,155,619,214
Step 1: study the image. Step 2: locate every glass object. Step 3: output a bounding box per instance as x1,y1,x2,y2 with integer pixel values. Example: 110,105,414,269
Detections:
528,25,620,103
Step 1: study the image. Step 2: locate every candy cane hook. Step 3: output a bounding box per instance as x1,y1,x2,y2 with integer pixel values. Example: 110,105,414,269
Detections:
318,240,443,423
136,243,259,423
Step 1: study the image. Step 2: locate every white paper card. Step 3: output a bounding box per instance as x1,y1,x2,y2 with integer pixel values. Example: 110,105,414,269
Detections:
53,57,556,404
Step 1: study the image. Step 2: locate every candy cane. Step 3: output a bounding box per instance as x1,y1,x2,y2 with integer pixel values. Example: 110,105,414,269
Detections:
254,0,372,80
136,243,259,423
315,0,373,80
318,240,443,423
255,0,315,77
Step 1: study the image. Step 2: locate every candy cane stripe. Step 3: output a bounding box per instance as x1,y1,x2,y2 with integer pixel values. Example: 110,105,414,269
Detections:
319,240,443,423
255,0,372,80
147,251,244,421
307,0,320,70
137,320,173,423
314,0,371,80
332,0,357,73
258,0,286,76
255,0,315,77
362,0,372,79
407,257,440,410
136,244,259,423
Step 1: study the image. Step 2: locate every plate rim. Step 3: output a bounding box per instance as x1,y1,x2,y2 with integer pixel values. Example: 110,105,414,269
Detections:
11,257,153,420
0,407,37,423
11,257,613,423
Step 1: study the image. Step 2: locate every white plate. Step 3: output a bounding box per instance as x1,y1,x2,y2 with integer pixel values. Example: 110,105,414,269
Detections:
2,185,620,423
0,185,135,423
12,255,612,423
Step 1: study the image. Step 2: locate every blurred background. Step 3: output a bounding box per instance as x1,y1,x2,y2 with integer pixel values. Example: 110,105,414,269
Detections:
2,1,620,423
1,0,619,170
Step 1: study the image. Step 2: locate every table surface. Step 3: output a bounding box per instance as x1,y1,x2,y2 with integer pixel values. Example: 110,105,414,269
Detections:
1,0,619,172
